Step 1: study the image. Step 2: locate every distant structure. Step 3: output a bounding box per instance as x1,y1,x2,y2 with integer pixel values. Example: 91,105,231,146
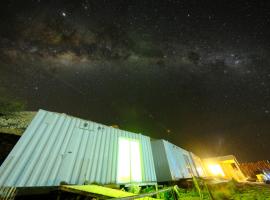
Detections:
239,160,270,179
203,155,246,182
151,139,206,182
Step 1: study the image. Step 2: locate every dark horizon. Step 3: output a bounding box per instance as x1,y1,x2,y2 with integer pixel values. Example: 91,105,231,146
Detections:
0,0,270,162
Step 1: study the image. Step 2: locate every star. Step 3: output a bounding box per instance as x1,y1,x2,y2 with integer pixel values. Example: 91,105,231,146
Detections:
0,0,270,163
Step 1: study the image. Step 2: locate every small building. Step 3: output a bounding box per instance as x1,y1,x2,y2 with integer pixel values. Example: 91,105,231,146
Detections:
239,160,270,181
0,110,157,187
151,139,206,182
203,155,246,182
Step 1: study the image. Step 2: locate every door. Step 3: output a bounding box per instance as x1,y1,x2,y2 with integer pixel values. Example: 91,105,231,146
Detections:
117,138,142,183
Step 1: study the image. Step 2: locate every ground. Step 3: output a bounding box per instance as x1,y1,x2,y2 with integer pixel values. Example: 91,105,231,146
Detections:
174,180,270,200
209,181,270,200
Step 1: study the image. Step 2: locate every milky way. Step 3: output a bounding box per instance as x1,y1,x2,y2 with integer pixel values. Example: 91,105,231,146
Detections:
0,0,270,161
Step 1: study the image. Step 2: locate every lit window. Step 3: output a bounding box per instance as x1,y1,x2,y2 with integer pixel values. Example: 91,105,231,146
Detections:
208,164,225,177
117,138,142,183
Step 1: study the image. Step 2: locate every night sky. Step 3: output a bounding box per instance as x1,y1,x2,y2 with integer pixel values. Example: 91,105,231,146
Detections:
0,0,270,162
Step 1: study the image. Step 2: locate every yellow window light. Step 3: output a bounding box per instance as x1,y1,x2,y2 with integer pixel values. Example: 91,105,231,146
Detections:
207,164,225,177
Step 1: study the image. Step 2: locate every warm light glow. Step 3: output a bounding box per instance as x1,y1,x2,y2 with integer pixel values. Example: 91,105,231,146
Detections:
207,164,225,177
117,138,142,183
130,140,142,182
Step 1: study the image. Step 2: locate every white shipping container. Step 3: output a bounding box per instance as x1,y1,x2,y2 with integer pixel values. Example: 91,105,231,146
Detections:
151,139,201,182
0,110,156,187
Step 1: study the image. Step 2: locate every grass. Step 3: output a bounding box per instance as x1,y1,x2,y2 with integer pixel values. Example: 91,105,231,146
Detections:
209,181,270,200
125,180,270,200
173,180,270,200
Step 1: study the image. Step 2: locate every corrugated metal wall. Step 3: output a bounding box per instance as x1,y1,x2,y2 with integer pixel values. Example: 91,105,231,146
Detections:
190,153,207,177
163,140,196,179
0,110,156,187
151,140,171,182
151,140,201,182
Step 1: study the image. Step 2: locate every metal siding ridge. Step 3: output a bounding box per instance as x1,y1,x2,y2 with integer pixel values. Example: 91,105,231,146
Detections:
139,134,144,182
84,122,96,182
137,133,144,182
100,129,108,184
35,114,67,186
147,137,156,182
71,127,85,184
102,128,112,183
108,128,115,184
80,129,91,183
102,128,111,183
95,125,105,182
96,129,106,183
65,121,82,183
77,129,91,184
14,114,55,186
111,128,118,183
148,137,156,182
0,110,47,186
53,117,78,185
144,135,149,182
24,114,68,185
105,128,113,184
45,116,74,186
143,135,150,181
89,124,102,182
71,127,88,184
103,128,112,184
163,141,174,180
86,127,98,183
11,123,49,186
